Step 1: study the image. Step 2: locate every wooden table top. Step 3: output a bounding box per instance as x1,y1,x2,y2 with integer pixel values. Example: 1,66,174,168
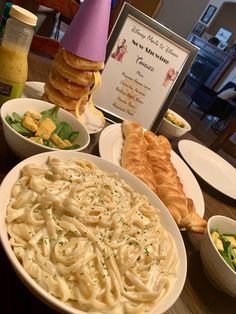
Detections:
0,51,236,314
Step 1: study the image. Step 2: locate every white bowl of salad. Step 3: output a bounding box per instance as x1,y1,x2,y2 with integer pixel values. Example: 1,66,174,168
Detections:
0,98,90,159
200,215,236,298
158,109,191,139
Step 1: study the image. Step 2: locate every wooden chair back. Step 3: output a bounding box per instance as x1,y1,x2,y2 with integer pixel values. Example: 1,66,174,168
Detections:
9,0,128,58
210,114,236,155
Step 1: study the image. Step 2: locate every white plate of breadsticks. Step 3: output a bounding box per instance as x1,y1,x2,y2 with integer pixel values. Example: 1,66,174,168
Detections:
99,123,206,233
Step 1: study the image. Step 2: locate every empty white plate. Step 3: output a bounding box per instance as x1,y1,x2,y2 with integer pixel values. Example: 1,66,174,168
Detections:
178,140,236,199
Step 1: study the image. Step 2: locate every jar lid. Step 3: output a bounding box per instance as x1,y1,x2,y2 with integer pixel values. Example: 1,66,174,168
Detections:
9,5,38,26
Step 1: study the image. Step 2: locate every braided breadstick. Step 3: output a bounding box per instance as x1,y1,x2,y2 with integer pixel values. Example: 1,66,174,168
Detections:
121,121,156,193
121,121,206,233
144,131,206,233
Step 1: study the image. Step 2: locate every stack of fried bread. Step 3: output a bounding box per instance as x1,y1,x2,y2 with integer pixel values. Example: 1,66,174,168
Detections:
121,120,207,233
42,46,104,116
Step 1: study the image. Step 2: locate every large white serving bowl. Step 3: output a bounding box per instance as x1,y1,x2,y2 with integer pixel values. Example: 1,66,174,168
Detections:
0,98,90,159
200,215,236,298
0,151,187,314
158,109,191,139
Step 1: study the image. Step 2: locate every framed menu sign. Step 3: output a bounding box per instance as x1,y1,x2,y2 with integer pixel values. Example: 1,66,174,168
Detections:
94,3,198,132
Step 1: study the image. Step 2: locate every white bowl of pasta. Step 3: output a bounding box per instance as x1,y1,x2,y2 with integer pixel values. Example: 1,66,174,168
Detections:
0,98,90,159
0,151,187,314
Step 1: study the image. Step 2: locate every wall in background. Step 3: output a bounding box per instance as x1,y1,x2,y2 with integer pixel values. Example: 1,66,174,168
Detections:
207,3,236,45
163,0,236,42
154,0,209,38
195,0,236,39
200,1,236,89
155,1,236,90
206,0,236,18
129,0,163,17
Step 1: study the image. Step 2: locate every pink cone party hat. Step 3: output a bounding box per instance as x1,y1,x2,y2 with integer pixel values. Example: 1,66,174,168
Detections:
61,0,111,62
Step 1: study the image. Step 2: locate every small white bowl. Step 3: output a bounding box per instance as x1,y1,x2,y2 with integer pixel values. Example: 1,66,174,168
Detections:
158,109,191,139
0,98,90,159
200,215,236,298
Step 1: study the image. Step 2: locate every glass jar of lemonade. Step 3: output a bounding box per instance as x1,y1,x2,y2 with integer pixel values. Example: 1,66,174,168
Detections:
0,5,37,105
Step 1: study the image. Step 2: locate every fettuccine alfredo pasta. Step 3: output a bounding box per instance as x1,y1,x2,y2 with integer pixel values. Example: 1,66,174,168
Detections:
6,157,178,314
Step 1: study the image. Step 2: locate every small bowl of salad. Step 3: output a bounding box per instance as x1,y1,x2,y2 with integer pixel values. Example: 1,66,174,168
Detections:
158,109,191,139
0,98,90,159
200,215,236,298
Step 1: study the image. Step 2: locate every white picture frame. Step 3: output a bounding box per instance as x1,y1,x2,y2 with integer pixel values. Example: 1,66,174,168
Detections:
215,27,232,43
94,3,198,132
217,41,228,51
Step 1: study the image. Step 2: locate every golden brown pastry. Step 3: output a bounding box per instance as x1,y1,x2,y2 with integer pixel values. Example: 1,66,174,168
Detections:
144,132,180,186
61,47,104,71
53,51,95,86
144,130,206,233
44,82,87,113
42,46,104,124
48,68,90,99
121,121,207,233
121,121,156,193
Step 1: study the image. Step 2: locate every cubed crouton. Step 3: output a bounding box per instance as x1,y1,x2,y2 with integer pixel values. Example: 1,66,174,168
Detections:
216,238,224,251
51,133,64,145
225,236,236,247
25,110,42,120
29,137,43,144
36,118,56,140
51,134,72,149
63,139,72,147
22,115,39,132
